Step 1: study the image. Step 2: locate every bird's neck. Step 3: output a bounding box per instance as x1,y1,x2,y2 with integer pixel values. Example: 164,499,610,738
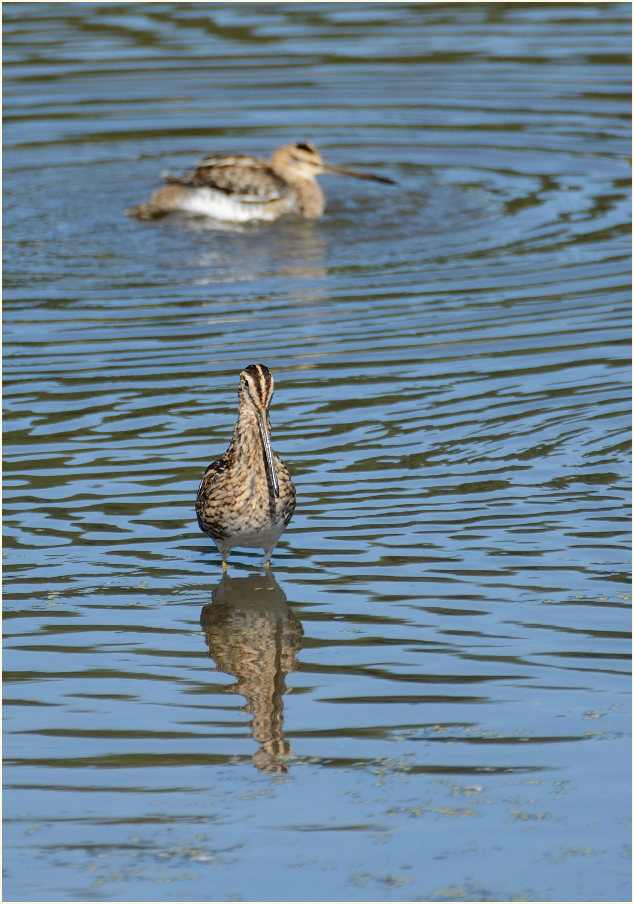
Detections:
227,404,268,462
291,179,325,218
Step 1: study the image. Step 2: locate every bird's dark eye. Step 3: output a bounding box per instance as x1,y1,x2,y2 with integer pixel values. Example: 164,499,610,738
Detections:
243,379,249,388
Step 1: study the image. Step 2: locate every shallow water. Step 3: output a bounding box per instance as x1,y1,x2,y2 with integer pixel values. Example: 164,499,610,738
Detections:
2,3,631,902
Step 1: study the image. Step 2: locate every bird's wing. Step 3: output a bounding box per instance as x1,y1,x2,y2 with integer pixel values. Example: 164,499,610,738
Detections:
163,154,291,203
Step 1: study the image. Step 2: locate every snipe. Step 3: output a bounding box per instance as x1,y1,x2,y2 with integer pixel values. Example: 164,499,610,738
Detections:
196,364,295,569
126,140,396,222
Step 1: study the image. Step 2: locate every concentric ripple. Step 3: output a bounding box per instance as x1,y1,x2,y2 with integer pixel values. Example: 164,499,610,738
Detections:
3,4,631,903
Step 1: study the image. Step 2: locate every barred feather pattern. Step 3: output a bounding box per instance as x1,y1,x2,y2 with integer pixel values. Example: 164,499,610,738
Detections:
126,139,394,222
196,364,296,566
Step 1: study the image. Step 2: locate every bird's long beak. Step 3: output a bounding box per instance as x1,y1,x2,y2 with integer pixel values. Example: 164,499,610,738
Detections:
321,160,397,185
256,407,280,498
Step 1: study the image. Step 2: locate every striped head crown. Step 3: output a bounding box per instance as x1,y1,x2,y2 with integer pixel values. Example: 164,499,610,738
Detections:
238,363,275,412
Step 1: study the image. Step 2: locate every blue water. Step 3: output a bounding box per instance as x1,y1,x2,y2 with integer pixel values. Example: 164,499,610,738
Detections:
3,3,631,902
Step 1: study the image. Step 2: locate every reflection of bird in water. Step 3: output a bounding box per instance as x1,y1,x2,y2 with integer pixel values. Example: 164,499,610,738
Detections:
196,363,296,570
126,140,396,223
200,571,303,773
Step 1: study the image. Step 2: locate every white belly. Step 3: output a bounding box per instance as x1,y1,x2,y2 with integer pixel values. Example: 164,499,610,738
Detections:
214,522,286,565
178,188,293,223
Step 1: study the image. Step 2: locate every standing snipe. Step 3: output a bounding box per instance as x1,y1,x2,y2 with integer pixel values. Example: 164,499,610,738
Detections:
196,364,296,569
126,140,396,222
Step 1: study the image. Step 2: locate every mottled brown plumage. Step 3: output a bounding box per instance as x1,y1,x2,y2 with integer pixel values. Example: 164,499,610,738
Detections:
196,364,295,569
170,154,290,199
126,140,396,222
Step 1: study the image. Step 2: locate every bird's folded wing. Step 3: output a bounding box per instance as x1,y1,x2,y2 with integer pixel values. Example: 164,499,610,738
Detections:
162,154,291,203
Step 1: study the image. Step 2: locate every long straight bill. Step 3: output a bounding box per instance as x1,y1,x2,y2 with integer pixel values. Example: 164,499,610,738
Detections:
322,161,397,185
256,408,280,497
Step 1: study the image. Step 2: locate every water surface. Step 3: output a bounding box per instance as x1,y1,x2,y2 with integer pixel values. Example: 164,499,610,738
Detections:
3,3,631,902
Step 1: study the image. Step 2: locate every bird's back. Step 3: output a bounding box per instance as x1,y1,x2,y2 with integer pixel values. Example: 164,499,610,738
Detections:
164,154,292,202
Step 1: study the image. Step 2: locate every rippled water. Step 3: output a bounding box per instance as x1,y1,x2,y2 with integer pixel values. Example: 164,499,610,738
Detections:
3,3,631,902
